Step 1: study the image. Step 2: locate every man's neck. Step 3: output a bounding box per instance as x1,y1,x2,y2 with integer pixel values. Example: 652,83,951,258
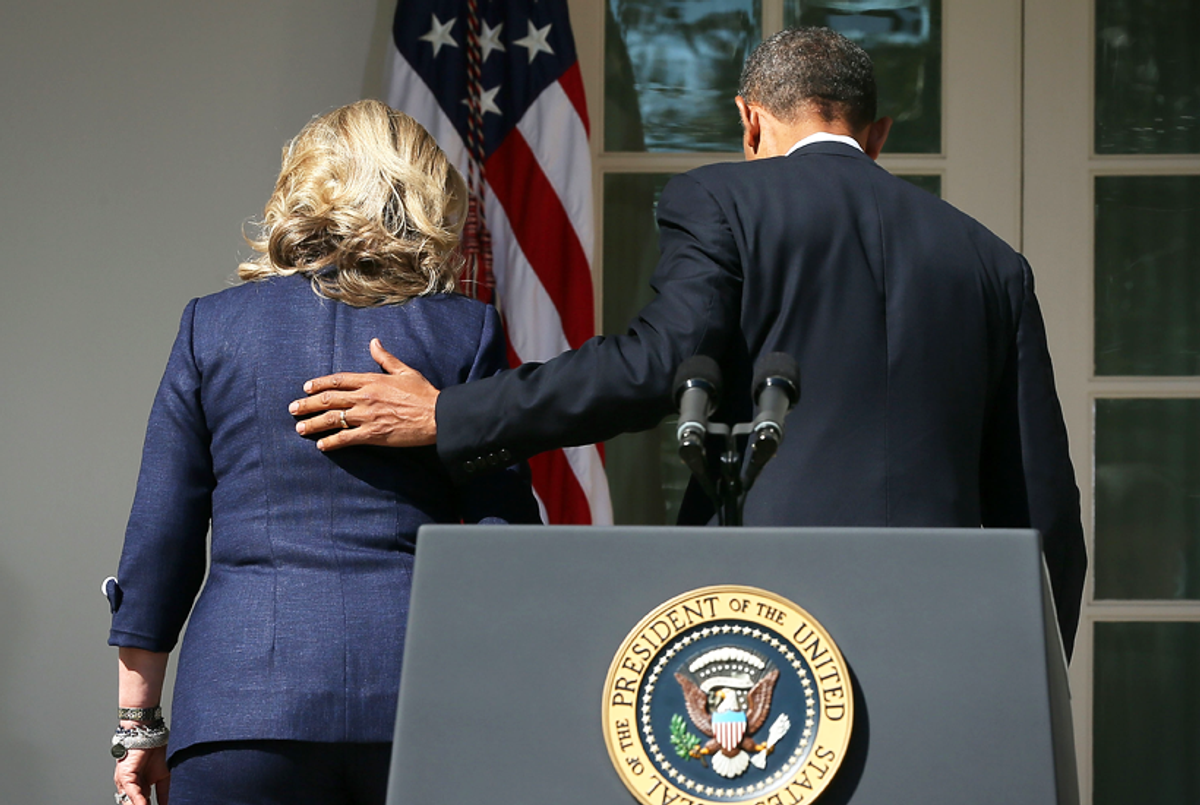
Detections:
752,115,864,159
785,131,864,156
738,97,889,160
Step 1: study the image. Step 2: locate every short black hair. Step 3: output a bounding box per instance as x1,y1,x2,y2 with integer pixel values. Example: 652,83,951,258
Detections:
738,27,877,130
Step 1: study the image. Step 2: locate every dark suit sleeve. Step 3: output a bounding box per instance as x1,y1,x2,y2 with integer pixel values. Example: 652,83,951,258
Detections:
454,304,542,524
436,173,744,482
980,258,1087,660
108,300,214,652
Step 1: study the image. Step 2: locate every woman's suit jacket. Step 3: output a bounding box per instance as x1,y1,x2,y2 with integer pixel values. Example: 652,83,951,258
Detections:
107,275,540,759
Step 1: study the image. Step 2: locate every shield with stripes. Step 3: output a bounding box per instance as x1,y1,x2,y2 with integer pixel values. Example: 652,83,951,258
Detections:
712,708,747,753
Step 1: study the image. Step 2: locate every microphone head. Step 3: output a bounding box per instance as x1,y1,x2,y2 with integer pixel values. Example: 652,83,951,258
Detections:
673,354,723,404
752,352,800,404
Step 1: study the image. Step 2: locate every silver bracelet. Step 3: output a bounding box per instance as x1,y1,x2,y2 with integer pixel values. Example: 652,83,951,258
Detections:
111,723,169,760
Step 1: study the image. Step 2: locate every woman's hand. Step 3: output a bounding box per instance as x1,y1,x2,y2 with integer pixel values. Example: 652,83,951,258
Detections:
116,648,171,804
114,746,170,805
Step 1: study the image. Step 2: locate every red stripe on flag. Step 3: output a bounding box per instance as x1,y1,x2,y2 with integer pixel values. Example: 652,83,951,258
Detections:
503,329,595,524
504,334,522,372
485,130,594,350
558,62,590,136
529,448,594,524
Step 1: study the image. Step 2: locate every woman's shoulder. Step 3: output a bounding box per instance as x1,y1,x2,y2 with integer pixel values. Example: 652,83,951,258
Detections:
187,280,497,346
195,278,485,311
183,275,274,316
401,291,498,328
405,290,490,313
195,274,307,306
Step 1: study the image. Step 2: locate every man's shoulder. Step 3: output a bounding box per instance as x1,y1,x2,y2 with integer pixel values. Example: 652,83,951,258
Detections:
678,145,879,192
662,159,789,212
680,157,782,186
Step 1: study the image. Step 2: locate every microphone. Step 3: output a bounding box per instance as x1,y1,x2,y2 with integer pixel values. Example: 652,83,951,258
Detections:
674,355,722,444
744,352,800,486
673,355,722,498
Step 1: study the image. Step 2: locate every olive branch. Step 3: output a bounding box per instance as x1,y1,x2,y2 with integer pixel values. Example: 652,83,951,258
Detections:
669,713,701,760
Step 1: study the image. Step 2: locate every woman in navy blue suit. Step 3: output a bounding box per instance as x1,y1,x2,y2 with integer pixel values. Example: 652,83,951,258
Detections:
106,100,541,805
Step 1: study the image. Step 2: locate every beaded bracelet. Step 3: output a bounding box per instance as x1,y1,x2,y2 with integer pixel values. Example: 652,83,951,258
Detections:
111,723,169,760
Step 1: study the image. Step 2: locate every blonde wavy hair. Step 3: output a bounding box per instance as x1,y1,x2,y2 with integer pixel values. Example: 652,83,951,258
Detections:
239,100,467,306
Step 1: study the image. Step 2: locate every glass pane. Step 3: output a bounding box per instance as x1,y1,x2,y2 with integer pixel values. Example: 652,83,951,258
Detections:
605,0,761,152
1095,176,1200,376
1095,0,1200,154
603,173,690,524
896,173,940,196
785,0,942,154
1094,622,1200,803
1095,398,1200,600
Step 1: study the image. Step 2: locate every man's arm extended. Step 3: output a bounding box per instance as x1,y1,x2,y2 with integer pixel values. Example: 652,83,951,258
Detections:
291,172,745,480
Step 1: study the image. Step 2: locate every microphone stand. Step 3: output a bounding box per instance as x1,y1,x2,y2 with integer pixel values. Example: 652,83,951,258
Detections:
699,422,756,527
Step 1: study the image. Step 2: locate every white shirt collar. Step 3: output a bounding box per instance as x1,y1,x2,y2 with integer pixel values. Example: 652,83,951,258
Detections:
785,132,864,156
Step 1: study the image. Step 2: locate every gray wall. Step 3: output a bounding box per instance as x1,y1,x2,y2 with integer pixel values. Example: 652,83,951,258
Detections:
0,1,395,799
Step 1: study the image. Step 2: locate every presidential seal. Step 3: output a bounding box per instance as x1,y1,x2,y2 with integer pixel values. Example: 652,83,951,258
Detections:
603,586,853,805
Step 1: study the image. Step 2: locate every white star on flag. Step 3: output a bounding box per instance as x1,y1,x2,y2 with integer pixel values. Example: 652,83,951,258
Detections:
478,85,502,115
419,14,458,56
513,20,554,63
480,20,505,62
463,85,503,117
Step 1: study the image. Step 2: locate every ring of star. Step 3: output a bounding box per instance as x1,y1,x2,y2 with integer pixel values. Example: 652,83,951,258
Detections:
638,622,816,799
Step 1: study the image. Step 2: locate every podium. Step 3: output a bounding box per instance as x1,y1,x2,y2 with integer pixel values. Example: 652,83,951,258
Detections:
386,527,1077,805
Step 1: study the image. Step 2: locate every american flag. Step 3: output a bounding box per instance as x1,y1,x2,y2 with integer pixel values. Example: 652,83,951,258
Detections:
384,0,612,525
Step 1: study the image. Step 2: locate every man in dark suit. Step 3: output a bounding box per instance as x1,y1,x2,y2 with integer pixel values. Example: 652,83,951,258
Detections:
291,28,1087,658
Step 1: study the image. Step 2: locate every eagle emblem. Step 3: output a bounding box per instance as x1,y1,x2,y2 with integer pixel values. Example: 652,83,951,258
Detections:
603,586,853,805
673,647,792,778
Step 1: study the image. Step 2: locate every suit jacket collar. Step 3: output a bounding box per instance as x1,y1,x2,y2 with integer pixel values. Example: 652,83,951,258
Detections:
787,140,874,162
786,131,863,155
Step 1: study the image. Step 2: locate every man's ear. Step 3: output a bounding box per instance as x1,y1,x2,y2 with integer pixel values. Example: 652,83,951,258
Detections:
736,96,762,160
864,116,893,160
